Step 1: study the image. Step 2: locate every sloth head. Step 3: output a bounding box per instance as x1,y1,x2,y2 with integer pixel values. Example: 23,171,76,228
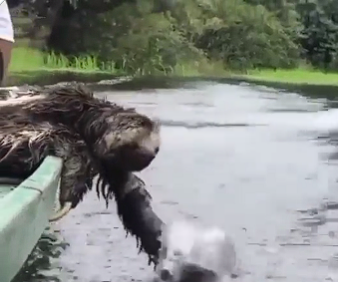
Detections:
94,111,161,172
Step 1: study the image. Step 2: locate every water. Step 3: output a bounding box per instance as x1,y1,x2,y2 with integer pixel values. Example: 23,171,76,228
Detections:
14,79,338,281
155,220,238,281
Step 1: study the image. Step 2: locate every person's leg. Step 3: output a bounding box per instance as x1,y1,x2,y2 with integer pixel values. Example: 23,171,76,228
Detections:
0,1,14,86
0,38,13,86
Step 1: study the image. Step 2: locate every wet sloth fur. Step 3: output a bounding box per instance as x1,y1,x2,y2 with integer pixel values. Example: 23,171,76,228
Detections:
0,84,163,265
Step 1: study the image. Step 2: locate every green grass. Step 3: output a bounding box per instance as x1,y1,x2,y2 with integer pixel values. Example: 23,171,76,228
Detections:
10,46,116,73
7,47,119,86
242,68,338,86
10,47,46,72
8,46,338,87
165,60,338,86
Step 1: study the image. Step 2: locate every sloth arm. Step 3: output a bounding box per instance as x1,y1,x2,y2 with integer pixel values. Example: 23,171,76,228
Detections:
50,131,95,209
97,170,164,266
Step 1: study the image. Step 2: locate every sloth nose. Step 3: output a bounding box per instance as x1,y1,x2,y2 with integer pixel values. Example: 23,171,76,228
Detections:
160,269,172,281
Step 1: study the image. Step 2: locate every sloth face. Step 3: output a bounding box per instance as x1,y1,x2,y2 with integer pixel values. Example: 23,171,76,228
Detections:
101,114,160,172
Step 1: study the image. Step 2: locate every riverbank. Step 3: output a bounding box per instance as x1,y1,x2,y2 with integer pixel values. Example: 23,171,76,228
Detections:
9,66,338,87
8,47,338,88
7,69,118,86
242,69,338,86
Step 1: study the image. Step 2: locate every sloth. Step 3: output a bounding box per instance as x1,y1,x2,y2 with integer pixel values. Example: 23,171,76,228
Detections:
0,84,163,265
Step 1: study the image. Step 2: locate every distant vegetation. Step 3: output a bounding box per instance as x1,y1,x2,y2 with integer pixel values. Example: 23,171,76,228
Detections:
11,47,111,73
10,0,338,79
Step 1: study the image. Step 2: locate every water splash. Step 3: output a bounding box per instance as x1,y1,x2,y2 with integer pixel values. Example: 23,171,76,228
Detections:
155,220,239,282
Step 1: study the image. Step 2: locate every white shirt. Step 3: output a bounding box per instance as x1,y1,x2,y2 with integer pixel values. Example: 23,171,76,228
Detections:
0,1,14,42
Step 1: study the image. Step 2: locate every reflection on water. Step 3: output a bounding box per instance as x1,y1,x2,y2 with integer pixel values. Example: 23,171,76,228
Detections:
13,228,68,282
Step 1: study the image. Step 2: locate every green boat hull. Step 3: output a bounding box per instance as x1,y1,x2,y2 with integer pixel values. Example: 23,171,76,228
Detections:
0,156,63,282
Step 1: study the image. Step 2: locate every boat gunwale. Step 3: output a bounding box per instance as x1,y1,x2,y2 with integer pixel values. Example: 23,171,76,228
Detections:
0,155,63,282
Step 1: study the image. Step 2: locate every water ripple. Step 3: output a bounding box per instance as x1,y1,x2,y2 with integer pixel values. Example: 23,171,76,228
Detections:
159,120,265,128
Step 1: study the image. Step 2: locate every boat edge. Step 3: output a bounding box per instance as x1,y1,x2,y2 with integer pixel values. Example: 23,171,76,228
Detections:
0,156,63,282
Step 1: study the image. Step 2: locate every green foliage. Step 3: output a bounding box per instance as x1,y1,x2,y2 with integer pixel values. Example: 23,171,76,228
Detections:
105,4,203,75
18,0,338,74
296,0,338,70
190,0,299,70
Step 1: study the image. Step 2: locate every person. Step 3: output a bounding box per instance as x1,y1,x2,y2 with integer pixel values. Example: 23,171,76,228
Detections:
0,0,14,86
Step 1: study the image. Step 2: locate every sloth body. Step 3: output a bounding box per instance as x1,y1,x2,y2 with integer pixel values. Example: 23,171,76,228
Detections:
0,84,163,265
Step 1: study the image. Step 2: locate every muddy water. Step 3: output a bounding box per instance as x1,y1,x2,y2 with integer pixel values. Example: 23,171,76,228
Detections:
14,80,338,281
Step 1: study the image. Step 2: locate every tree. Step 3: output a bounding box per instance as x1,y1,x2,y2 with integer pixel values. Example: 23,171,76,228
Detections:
10,0,338,73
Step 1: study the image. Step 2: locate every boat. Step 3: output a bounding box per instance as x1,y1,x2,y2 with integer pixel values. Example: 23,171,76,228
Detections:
0,156,63,282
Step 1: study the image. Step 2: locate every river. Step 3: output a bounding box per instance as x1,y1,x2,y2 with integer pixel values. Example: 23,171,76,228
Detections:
13,78,338,281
